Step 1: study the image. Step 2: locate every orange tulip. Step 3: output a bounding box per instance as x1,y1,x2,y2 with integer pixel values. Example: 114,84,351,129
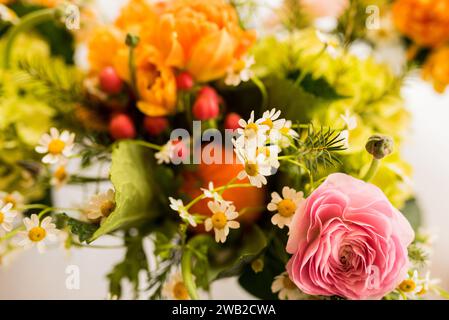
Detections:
87,27,124,73
392,0,449,48
135,46,177,117
423,46,449,93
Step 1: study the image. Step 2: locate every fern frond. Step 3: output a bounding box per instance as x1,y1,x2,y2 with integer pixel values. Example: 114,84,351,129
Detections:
14,56,84,109
295,124,346,174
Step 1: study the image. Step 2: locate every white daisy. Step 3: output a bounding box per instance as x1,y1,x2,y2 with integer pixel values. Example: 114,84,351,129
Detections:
17,214,58,253
259,108,287,142
398,270,423,299
256,144,281,170
236,111,269,146
235,148,272,188
169,197,197,227
50,165,70,188
0,201,17,236
85,189,116,221
268,187,304,229
340,110,357,130
162,272,190,300
225,55,255,87
205,200,240,243
0,191,24,211
155,140,188,165
201,182,221,202
35,128,75,164
316,30,341,58
277,120,299,148
271,272,304,300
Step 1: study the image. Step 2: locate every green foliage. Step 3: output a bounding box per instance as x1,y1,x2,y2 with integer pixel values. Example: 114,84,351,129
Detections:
296,125,347,173
15,56,83,109
90,141,161,241
57,213,98,243
287,69,346,100
401,198,423,232
108,234,149,299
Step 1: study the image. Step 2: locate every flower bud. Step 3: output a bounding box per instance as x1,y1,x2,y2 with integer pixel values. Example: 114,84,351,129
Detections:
365,135,394,159
251,258,264,273
109,114,136,140
143,116,168,136
99,67,123,94
192,87,220,120
224,112,242,130
176,72,194,90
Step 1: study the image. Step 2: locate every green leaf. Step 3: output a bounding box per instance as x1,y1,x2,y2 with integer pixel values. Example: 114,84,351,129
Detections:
296,72,346,100
265,77,325,123
401,198,423,232
90,141,159,241
107,235,148,299
56,213,98,243
210,226,268,280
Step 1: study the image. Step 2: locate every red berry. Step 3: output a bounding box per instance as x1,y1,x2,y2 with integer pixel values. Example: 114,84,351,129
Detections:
176,72,194,90
224,112,242,130
99,67,123,94
172,140,189,161
192,87,220,120
109,114,136,140
143,116,169,136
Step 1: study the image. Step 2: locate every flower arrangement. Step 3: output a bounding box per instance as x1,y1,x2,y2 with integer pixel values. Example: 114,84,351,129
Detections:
0,0,447,300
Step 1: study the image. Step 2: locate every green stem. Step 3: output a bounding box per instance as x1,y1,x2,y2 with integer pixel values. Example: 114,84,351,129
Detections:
185,183,252,210
181,235,210,300
251,76,268,110
284,158,314,190
2,8,56,69
128,45,138,98
129,140,162,151
362,158,380,182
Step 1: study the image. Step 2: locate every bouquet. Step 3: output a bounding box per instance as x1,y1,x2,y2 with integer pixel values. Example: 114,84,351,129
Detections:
0,0,447,300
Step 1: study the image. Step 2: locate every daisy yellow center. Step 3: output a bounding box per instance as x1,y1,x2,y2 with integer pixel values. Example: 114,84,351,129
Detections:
100,200,116,217
399,279,416,293
0,211,4,224
48,139,65,155
277,199,296,217
244,162,259,177
54,166,67,181
233,59,246,72
257,147,270,157
244,123,258,138
261,118,273,129
173,281,189,300
211,211,228,229
280,127,290,135
417,287,427,295
282,276,297,290
28,226,46,242
3,195,16,207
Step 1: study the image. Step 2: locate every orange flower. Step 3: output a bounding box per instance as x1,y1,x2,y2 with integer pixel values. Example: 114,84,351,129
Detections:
87,27,125,73
392,0,449,48
422,46,449,93
135,46,177,117
140,0,256,82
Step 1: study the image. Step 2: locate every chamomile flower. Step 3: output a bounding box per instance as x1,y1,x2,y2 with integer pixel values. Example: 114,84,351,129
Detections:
271,272,304,300
205,200,240,243
340,110,357,131
278,120,299,148
225,55,255,86
17,214,58,253
35,128,75,164
0,201,16,236
235,148,272,188
85,189,116,221
236,111,269,145
50,165,70,188
155,140,187,164
256,144,281,170
169,197,197,227
201,182,221,201
0,191,24,211
162,272,190,300
398,270,423,299
259,108,286,141
268,187,304,229
316,30,341,58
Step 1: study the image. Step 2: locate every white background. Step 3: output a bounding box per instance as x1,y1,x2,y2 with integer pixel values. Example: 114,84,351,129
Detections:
0,0,448,299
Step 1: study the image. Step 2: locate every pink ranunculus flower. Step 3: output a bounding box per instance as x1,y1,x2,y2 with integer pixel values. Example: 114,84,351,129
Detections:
301,0,349,18
286,173,414,300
